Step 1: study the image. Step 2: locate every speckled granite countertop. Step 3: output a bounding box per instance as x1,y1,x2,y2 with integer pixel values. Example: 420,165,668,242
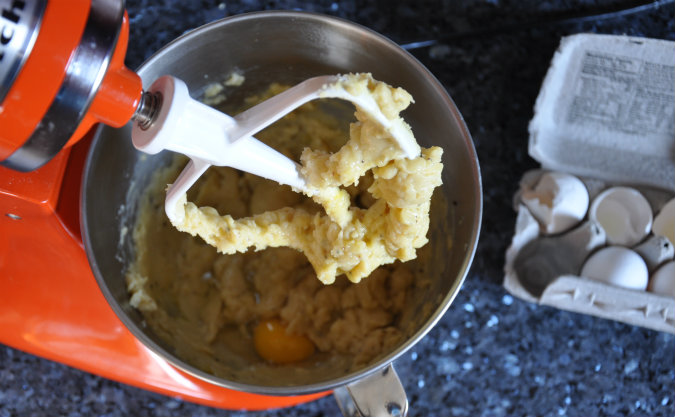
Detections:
1,1,674,416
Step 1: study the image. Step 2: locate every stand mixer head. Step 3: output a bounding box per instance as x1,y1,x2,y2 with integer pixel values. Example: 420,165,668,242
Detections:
0,0,142,171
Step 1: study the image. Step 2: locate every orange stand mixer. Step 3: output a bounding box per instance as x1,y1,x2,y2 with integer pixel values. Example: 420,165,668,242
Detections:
0,0,325,409
0,0,145,171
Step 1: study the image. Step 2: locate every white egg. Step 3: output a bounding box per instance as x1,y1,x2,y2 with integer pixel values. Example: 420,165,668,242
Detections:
581,246,648,290
653,197,675,247
648,261,675,298
521,171,589,235
588,187,652,247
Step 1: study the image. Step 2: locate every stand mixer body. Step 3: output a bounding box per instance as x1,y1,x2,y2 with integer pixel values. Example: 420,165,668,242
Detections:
0,0,324,409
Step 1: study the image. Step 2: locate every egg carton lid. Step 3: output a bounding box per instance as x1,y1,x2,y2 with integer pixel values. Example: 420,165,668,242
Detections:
528,34,675,192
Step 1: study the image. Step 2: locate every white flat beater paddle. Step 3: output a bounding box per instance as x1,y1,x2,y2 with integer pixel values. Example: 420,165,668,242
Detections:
131,75,421,223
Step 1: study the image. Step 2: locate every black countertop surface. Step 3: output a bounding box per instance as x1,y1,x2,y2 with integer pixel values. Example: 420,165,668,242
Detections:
1,1,674,416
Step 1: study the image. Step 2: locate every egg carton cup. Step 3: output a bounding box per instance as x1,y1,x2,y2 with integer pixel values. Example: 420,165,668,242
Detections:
503,34,675,334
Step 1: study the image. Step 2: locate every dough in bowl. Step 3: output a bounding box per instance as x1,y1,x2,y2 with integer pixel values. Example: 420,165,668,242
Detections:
126,73,444,384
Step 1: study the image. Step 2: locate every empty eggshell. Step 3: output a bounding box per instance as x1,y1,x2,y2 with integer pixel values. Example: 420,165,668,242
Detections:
588,187,652,247
648,261,675,298
521,171,589,235
653,197,675,247
581,246,648,290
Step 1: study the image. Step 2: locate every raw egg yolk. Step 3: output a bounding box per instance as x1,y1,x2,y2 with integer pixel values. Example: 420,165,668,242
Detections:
253,319,315,364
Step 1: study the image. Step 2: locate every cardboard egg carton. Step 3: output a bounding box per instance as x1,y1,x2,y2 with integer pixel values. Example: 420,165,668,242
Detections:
503,34,675,333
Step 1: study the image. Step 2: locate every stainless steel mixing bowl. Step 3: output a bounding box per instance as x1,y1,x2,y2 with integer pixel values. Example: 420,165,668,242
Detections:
82,11,482,416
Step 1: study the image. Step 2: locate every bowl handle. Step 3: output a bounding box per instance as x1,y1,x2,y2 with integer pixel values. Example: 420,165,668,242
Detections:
333,364,408,417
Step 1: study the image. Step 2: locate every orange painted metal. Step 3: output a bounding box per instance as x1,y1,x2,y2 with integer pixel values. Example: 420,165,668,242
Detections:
67,13,142,146
0,0,91,159
0,131,326,410
0,5,142,160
